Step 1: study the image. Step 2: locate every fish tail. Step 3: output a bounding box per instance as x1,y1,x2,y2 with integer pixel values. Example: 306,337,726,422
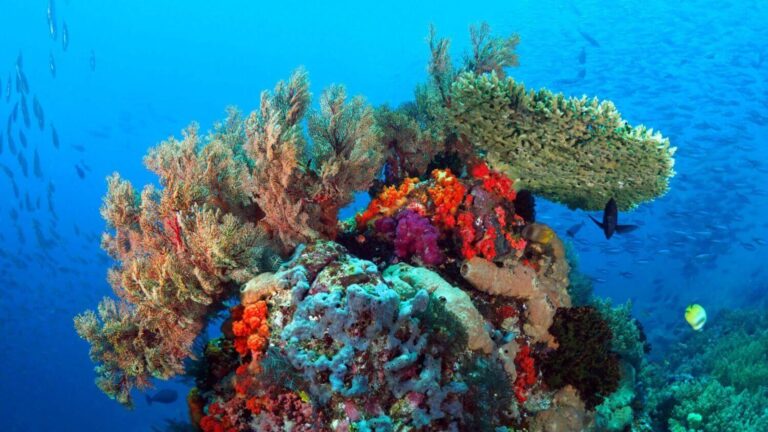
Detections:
588,215,604,230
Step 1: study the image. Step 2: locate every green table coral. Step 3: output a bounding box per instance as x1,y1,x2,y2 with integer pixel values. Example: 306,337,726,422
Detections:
448,71,675,211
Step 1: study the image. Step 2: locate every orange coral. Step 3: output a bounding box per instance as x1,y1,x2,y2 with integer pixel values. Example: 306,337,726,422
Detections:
232,301,270,373
356,177,418,226
427,169,466,229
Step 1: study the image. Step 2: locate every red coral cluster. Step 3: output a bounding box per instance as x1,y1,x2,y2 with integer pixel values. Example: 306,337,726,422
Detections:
357,165,527,261
356,177,419,227
513,344,537,403
200,400,241,432
471,162,516,201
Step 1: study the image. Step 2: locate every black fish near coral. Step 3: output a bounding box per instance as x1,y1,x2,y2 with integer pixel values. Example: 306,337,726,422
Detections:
566,221,585,238
589,198,638,239
145,389,178,405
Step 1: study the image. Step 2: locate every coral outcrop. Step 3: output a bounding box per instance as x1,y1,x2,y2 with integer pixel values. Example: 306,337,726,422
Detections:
75,22,673,430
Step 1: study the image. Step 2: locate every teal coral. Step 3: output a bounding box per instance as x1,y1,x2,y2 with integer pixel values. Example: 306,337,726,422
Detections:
665,379,768,432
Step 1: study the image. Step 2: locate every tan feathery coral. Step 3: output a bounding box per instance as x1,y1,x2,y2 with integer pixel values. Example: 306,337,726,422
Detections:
75,119,267,406
246,69,383,251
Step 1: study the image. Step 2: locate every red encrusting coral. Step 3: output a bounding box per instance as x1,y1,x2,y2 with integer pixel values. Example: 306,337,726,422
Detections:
471,163,517,201
200,401,240,432
514,344,537,403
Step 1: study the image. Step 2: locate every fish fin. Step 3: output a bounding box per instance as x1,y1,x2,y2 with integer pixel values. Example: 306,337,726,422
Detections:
615,224,639,234
145,394,152,405
588,215,604,230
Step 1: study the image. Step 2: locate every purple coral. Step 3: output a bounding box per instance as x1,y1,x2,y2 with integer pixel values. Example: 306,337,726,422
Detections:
394,210,444,266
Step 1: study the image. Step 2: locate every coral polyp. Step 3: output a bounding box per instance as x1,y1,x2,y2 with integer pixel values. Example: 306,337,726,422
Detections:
75,23,673,431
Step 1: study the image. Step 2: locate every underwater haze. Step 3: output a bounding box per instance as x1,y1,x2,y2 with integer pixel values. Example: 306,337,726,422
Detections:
1,0,767,431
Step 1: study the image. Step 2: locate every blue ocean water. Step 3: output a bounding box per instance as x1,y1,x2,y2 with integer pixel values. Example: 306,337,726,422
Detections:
0,0,766,430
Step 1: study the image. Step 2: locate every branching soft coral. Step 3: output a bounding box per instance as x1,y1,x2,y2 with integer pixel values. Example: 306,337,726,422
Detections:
76,123,267,406
375,104,444,184
246,69,383,251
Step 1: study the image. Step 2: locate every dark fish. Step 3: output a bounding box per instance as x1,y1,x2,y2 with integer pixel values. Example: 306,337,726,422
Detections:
741,242,757,251
7,128,16,154
47,0,57,40
577,68,586,79
71,144,85,152
33,96,45,130
589,198,638,239
51,124,60,149
62,21,69,51
514,189,536,222
20,95,30,128
49,52,56,78
75,164,85,179
4,73,10,102
17,152,28,177
578,47,586,64
146,389,178,405
577,30,600,47
566,221,585,238
89,50,96,72
11,103,18,122
16,69,29,95
11,178,19,198
33,148,43,178
18,130,27,148
0,163,12,179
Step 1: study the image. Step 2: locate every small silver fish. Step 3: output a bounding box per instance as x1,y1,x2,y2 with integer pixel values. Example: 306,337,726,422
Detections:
49,52,56,78
62,21,69,51
47,0,57,40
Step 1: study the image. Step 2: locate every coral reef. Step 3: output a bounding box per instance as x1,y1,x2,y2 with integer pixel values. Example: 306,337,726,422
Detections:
642,308,768,431
76,22,675,430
